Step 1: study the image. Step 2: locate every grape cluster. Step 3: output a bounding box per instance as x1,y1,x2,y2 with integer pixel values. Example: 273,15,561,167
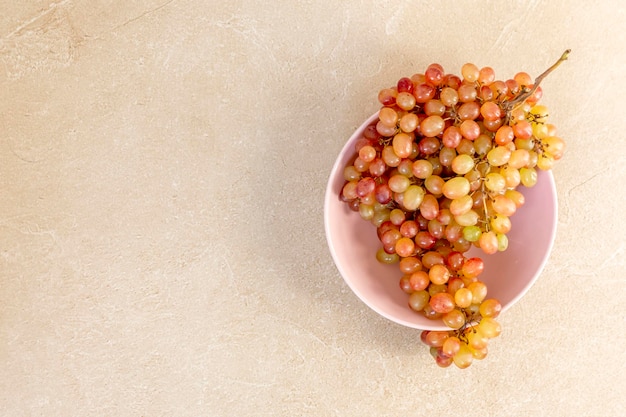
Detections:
340,51,569,368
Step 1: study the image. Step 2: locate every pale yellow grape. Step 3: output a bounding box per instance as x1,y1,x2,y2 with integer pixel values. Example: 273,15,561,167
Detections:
462,225,482,242
442,177,470,199
520,167,538,187
453,344,474,369
486,146,511,166
477,317,501,338
542,136,566,159
467,330,488,350
468,281,488,304
490,214,511,234
371,208,391,227
359,204,374,220
402,185,425,211
497,233,509,251
532,122,549,139
514,137,534,151
536,153,555,170
454,209,479,227
451,154,475,175
501,165,521,188
470,346,488,360
454,287,473,308
484,172,506,192
529,104,549,123
508,148,531,169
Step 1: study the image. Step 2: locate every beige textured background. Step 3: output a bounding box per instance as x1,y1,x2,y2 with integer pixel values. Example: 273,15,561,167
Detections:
1,1,625,416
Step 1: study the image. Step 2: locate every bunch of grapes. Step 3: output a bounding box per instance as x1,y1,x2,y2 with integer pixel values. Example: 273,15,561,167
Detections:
340,50,569,368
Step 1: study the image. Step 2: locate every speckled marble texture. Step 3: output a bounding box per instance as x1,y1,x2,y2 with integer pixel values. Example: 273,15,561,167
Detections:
1,1,625,416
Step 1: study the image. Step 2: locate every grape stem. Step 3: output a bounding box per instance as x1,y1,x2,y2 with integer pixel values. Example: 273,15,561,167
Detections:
502,49,571,113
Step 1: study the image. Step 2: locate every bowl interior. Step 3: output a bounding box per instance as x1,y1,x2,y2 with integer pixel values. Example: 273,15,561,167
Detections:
324,112,558,331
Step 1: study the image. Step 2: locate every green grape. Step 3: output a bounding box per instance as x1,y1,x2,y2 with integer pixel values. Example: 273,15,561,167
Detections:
462,225,482,242
496,233,508,251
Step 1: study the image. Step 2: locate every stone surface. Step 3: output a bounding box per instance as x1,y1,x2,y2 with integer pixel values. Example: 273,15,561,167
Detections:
1,1,625,416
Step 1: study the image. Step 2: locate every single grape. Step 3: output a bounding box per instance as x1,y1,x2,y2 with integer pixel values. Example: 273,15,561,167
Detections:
402,185,426,211
376,247,399,264
429,292,456,314
442,336,462,357
408,290,430,311
379,106,399,126
399,256,422,274
479,298,502,318
520,167,538,187
480,101,501,120
468,281,488,304
454,287,473,308
442,177,470,199
477,317,502,338
478,230,498,254
429,264,451,285
392,132,414,158
453,343,474,369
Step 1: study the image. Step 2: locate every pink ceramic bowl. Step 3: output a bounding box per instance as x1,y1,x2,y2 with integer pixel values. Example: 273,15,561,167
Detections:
324,112,558,331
